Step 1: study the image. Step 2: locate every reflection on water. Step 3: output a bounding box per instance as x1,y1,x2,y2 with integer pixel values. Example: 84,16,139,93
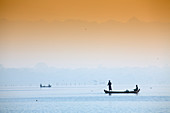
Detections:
0,85,170,113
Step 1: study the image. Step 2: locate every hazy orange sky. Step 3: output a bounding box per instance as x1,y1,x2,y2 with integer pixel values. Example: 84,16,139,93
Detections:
0,0,170,68
0,0,170,22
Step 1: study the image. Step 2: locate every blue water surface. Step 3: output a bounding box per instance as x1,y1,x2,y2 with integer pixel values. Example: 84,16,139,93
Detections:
0,85,170,113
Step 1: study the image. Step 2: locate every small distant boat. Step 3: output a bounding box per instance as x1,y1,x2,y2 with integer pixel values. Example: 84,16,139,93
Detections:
40,84,51,88
104,89,140,94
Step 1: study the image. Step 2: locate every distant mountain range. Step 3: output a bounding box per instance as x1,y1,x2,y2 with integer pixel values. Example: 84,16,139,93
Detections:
0,64,170,86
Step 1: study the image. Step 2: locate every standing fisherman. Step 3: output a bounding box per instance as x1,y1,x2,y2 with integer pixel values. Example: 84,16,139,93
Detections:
108,80,112,91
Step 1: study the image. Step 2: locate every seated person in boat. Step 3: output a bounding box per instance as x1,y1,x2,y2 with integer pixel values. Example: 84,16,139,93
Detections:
134,85,138,91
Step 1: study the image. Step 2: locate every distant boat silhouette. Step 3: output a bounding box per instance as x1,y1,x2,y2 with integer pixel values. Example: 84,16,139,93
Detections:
40,84,51,88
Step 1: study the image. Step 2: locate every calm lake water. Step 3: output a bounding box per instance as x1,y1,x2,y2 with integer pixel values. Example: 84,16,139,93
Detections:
0,85,170,113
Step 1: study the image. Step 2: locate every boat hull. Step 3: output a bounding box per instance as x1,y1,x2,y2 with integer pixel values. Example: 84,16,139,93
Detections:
104,89,140,94
40,86,51,88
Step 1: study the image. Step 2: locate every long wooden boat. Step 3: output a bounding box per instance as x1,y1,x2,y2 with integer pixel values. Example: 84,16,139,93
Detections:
104,89,140,94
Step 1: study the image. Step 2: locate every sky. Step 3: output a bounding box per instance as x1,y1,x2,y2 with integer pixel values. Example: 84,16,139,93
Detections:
1,0,170,22
0,0,170,68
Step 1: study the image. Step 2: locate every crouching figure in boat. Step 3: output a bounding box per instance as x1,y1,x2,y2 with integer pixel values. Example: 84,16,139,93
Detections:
134,85,138,91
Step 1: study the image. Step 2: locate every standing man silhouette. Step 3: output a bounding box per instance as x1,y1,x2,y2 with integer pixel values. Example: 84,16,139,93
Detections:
108,80,112,91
